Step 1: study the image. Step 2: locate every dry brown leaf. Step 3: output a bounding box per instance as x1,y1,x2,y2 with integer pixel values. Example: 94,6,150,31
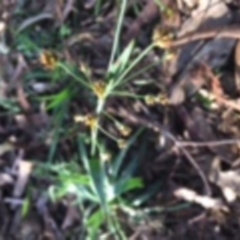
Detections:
182,0,198,8
17,13,54,33
0,173,14,187
62,0,75,22
209,158,240,203
234,40,240,93
12,155,34,198
11,54,31,112
67,32,95,46
17,86,31,113
174,187,228,211
178,0,230,36
174,0,234,81
204,65,240,113
125,0,159,43
206,68,225,98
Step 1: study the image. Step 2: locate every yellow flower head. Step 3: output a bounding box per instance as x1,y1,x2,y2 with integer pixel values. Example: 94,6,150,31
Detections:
74,114,98,130
85,115,98,130
116,123,132,137
100,152,112,162
144,95,156,106
165,8,175,18
117,139,128,149
39,51,58,70
145,93,170,106
92,81,106,99
152,26,173,49
74,115,86,123
155,93,170,105
164,50,177,62
79,62,91,77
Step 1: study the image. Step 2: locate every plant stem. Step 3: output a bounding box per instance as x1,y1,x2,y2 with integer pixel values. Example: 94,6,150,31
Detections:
107,0,127,72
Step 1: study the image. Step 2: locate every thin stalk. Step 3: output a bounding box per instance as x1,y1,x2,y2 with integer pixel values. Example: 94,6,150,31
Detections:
48,103,68,162
91,125,99,156
96,81,115,114
94,0,102,16
110,91,145,99
111,212,127,240
111,43,155,89
96,98,106,114
103,111,119,123
122,58,163,85
106,213,127,240
98,126,119,142
58,62,91,89
107,0,127,72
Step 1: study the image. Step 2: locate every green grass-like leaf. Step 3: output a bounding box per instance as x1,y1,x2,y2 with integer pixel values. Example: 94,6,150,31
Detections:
78,136,109,213
87,208,106,239
108,41,135,79
112,128,144,178
107,0,128,72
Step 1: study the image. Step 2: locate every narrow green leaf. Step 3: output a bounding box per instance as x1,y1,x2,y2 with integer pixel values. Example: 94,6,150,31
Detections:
57,62,90,88
25,71,51,81
112,128,143,178
48,102,68,162
0,99,20,113
132,181,162,207
107,0,127,71
112,43,155,88
78,137,108,212
87,209,106,239
21,197,31,218
115,178,143,197
76,186,99,202
46,88,70,110
108,41,135,77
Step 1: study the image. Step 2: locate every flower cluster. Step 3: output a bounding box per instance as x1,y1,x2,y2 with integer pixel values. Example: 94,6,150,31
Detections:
39,51,58,70
92,81,107,99
152,26,173,49
74,114,98,130
144,93,169,106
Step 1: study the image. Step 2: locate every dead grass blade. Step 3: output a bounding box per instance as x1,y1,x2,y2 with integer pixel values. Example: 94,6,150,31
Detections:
17,13,54,33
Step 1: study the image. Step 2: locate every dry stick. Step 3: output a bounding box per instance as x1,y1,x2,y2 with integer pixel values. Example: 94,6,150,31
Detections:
108,107,240,147
164,27,240,49
179,139,240,147
12,54,31,113
177,145,212,196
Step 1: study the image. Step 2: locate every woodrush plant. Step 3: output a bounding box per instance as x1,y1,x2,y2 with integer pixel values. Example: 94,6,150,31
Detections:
12,1,198,239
